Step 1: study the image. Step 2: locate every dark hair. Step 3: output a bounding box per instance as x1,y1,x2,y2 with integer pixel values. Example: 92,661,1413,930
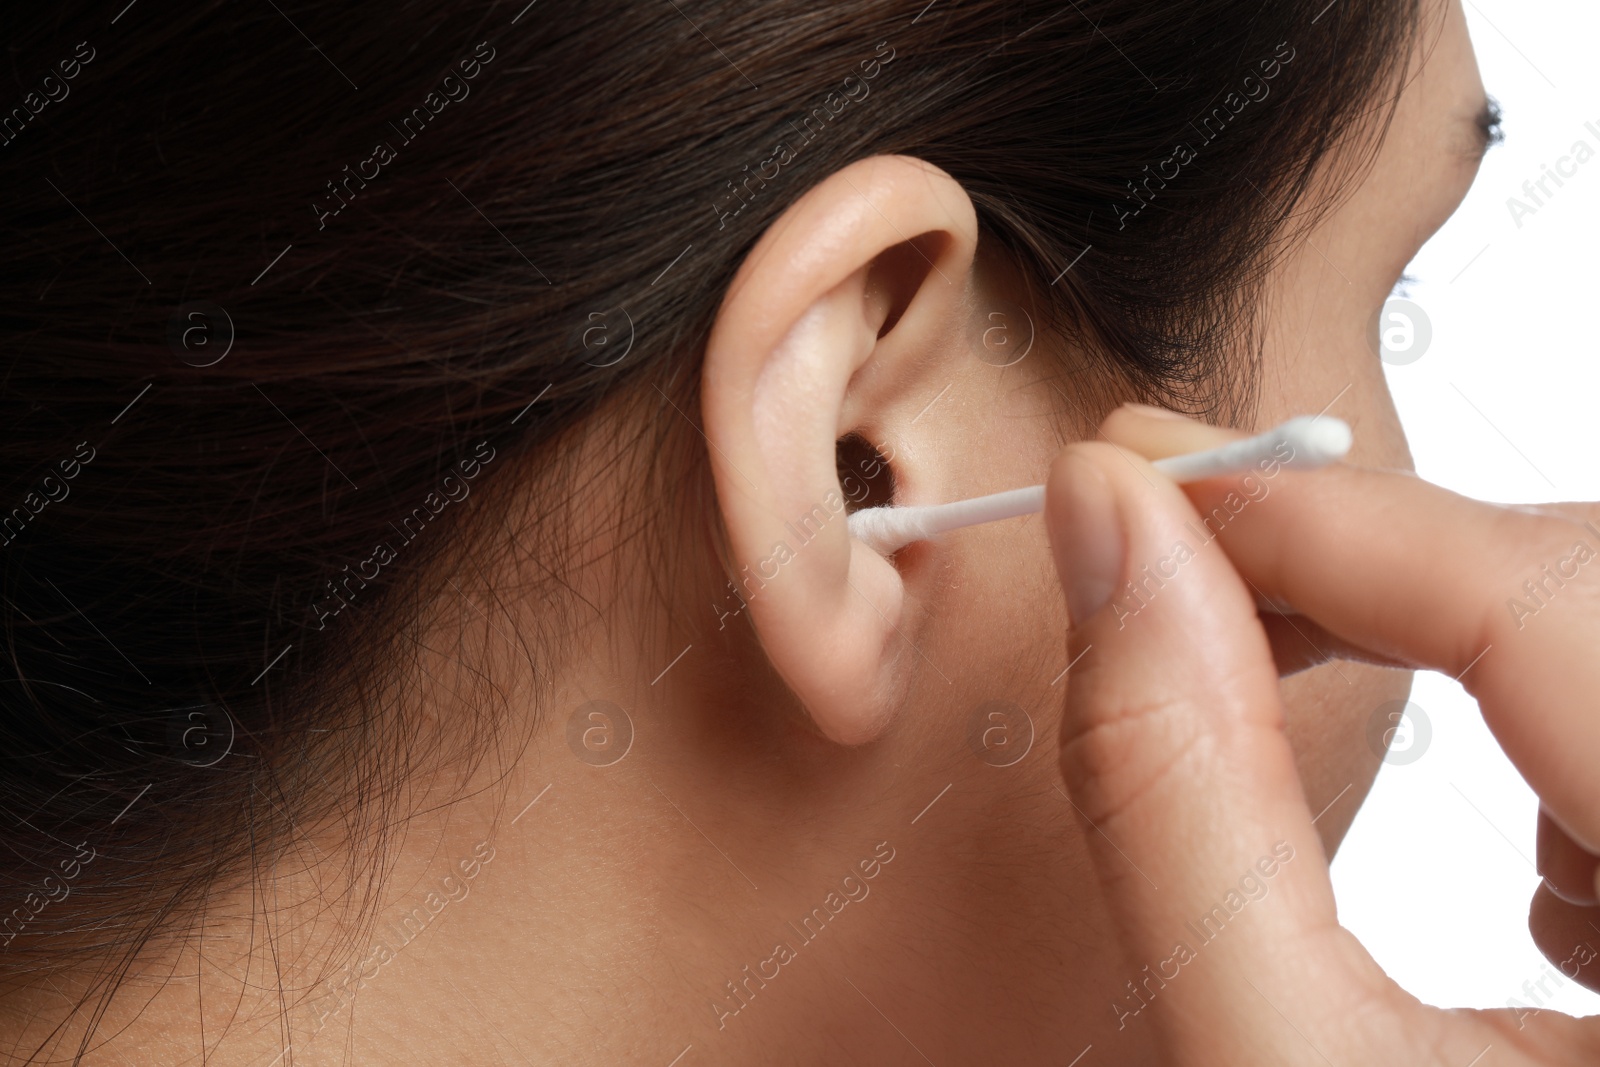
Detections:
0,0,1418,1049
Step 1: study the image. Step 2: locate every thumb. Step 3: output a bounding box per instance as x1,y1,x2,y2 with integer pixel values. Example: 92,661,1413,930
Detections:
1046,442,1391,1059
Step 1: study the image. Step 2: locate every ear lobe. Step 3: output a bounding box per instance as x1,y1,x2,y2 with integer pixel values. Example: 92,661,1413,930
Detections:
701,155,979,745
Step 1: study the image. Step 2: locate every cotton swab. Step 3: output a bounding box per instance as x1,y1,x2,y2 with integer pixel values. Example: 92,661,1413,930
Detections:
847,415,1351,555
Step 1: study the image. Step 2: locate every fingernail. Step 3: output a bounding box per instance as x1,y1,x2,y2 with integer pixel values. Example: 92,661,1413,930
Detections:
1121,402,1193,421
1050,454,1124,625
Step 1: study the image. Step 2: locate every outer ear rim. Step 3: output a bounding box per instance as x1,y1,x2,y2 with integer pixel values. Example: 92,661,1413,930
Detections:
700,155,980,746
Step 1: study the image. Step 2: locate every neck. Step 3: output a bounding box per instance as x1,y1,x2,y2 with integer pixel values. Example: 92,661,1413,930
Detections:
0,541,1154,1065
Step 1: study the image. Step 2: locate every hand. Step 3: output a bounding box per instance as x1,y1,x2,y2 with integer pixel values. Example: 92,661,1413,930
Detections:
1044,403,1600,1065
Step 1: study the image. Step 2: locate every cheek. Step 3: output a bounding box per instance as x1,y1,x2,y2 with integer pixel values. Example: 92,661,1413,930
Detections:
1257,248,1414,475
1280,662,1409,856
899,352,1074,764
1253,294,1413,855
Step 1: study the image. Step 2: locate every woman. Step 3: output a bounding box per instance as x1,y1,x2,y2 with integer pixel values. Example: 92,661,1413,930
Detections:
3,0,1596,1062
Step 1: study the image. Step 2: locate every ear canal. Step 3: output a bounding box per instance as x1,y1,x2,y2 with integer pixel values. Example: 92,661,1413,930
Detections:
835,433,895,514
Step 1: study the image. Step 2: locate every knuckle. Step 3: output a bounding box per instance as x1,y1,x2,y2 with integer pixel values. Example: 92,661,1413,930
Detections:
1057,691,1213,824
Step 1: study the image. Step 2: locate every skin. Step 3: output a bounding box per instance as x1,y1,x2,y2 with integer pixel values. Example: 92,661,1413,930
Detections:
15,0,1597,1064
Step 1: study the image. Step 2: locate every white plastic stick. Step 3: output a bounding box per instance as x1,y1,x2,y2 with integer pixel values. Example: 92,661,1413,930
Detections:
848,415,1351,555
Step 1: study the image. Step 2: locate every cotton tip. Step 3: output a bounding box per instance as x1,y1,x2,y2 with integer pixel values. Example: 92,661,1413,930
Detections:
850,505,923,556
1149,415,1351,481
1280,415,1352,467
848,485,1043,556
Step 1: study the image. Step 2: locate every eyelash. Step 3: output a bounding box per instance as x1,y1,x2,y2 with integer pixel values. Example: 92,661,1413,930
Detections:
1480,95,1506,151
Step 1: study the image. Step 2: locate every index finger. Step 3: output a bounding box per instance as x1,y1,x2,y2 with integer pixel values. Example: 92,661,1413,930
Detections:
1101,404,1600,849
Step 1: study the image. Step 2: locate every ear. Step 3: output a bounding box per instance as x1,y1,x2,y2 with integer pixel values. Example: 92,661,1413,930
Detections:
701,155,979,745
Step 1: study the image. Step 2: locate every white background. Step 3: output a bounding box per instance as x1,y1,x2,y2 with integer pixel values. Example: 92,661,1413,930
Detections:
1329,0,1600,1018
